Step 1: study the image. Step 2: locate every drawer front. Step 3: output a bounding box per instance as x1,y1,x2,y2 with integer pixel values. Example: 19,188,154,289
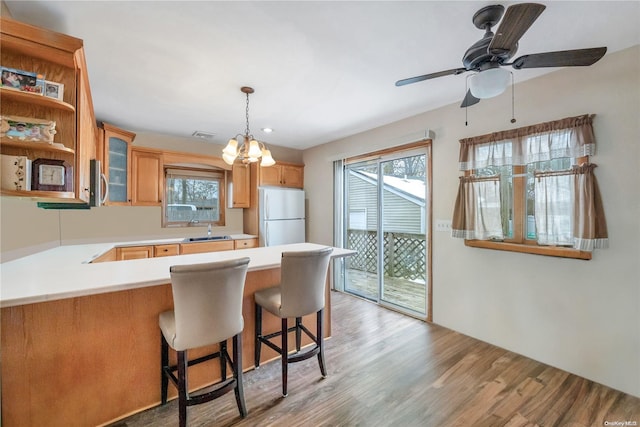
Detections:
180,240,234,255
154,244,180,257
234,238,258,250
116,246,152,260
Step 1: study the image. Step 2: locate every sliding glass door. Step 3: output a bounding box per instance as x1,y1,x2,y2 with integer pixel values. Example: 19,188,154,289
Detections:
344,161,380,301
342,147,429,317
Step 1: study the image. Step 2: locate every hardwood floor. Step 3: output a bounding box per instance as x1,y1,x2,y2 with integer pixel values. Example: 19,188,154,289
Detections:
111,291,639,427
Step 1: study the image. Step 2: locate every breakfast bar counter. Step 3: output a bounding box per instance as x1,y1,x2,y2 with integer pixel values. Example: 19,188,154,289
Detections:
1,242,354,427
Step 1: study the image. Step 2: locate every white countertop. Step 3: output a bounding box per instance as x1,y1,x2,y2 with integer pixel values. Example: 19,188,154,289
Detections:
0,242,355,308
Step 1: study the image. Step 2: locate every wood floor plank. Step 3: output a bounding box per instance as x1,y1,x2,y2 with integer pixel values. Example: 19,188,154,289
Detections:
109,291,640,427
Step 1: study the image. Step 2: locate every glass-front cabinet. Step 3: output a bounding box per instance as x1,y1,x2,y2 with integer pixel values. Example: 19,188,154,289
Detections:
99,122,136,205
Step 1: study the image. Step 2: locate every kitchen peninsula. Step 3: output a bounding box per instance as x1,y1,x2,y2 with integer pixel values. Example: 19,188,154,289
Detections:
1,242,354,427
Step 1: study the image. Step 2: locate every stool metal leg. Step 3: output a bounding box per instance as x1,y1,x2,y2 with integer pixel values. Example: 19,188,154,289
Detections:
255,303,262,368
295,317,302,352
281,318,288,397
317,309,327,378
220,340,227,381
233,333,248,417
177,350,188,427
161,332,169,405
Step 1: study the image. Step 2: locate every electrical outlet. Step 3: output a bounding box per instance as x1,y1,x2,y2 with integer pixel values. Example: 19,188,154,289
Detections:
435,219,452,232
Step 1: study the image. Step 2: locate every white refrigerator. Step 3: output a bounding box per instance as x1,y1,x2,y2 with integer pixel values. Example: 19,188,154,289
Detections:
259,187,306,247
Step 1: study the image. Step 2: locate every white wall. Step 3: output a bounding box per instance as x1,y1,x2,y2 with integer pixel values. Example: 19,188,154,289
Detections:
303,45,640,397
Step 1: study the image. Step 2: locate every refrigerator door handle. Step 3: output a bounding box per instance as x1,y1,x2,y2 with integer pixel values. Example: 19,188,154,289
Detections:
265,193,269,220
265,222,269,245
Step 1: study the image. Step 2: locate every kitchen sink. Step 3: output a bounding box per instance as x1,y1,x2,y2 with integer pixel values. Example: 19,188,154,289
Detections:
183,235,231,243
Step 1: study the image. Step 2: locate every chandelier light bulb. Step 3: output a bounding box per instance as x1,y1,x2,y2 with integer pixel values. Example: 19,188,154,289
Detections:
260,149,275,167
222,152,237,165
248,139,262,159
222,138,238,156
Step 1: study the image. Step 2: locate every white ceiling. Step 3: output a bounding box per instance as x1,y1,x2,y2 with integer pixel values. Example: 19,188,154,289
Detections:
5,1,640,151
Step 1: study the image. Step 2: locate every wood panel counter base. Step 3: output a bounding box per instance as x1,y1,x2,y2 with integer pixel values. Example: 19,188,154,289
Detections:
1,266,330,427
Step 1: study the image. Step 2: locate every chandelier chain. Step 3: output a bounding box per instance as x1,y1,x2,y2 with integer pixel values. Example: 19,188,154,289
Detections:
245,92,251,137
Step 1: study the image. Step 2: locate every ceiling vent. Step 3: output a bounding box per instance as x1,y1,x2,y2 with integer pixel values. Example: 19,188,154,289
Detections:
192,130,216,140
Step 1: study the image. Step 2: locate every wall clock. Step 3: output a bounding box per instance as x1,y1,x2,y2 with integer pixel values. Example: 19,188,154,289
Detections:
32,158,72,192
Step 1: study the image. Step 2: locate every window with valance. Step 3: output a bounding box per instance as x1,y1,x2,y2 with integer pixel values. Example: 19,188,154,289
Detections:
451,114,608,259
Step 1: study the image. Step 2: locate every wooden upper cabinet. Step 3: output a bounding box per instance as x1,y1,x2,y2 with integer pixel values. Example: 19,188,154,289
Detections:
100,122,135,206
0,17,95,203
258,162,304,188
229,163,250,208
131,148,163,206
280,164,304,188
259,165,282,187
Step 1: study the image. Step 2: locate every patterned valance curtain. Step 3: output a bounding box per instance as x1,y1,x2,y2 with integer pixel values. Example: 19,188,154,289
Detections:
458,114,596,171
452,114,608,252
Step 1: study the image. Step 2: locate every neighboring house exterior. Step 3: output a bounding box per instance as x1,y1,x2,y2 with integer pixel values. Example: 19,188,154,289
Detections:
347,170,426,234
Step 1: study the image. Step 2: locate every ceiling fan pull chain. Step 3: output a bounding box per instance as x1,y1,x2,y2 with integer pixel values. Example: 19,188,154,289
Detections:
510,71,516,124
465,76,469,126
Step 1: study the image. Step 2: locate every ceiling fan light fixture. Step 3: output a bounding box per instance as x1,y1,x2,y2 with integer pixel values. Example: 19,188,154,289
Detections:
469,67,511,99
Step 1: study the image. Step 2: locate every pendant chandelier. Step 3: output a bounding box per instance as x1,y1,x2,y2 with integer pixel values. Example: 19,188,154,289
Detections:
222,86,275,167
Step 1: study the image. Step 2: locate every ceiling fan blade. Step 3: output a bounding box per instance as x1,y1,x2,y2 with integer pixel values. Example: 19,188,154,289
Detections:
488,3,546,55
460,90,480,108
511,47,607,69
395,68,467,87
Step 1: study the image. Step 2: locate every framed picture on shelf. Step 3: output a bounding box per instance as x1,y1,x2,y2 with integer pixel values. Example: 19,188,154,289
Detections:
0,66,45,95
0,114,57,144
44,80,64,101
31,158,72,192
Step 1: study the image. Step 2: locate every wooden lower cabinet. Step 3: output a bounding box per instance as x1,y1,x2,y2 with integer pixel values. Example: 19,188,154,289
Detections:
180,240,234,255
94,239,256,263
0,268,331,426
116,246,153,260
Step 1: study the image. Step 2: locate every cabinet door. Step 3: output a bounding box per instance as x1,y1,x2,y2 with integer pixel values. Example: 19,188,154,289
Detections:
230,163,250,208
281,165,304,188
104,134,130,205
131,149,162,206
259,165,282,186
116,246,152,260
101,123,136,206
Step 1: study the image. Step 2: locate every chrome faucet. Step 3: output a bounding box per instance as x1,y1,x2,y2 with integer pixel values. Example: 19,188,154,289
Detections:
207,223,212,237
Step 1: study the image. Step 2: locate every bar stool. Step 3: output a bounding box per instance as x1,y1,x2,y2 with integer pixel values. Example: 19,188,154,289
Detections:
254,247,333,396
159,257,250,427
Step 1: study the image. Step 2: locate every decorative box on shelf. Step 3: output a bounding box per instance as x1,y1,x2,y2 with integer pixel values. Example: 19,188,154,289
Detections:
0,154,31,191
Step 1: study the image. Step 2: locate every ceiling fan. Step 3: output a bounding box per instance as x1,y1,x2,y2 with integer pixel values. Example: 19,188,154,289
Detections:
395,3,607,108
